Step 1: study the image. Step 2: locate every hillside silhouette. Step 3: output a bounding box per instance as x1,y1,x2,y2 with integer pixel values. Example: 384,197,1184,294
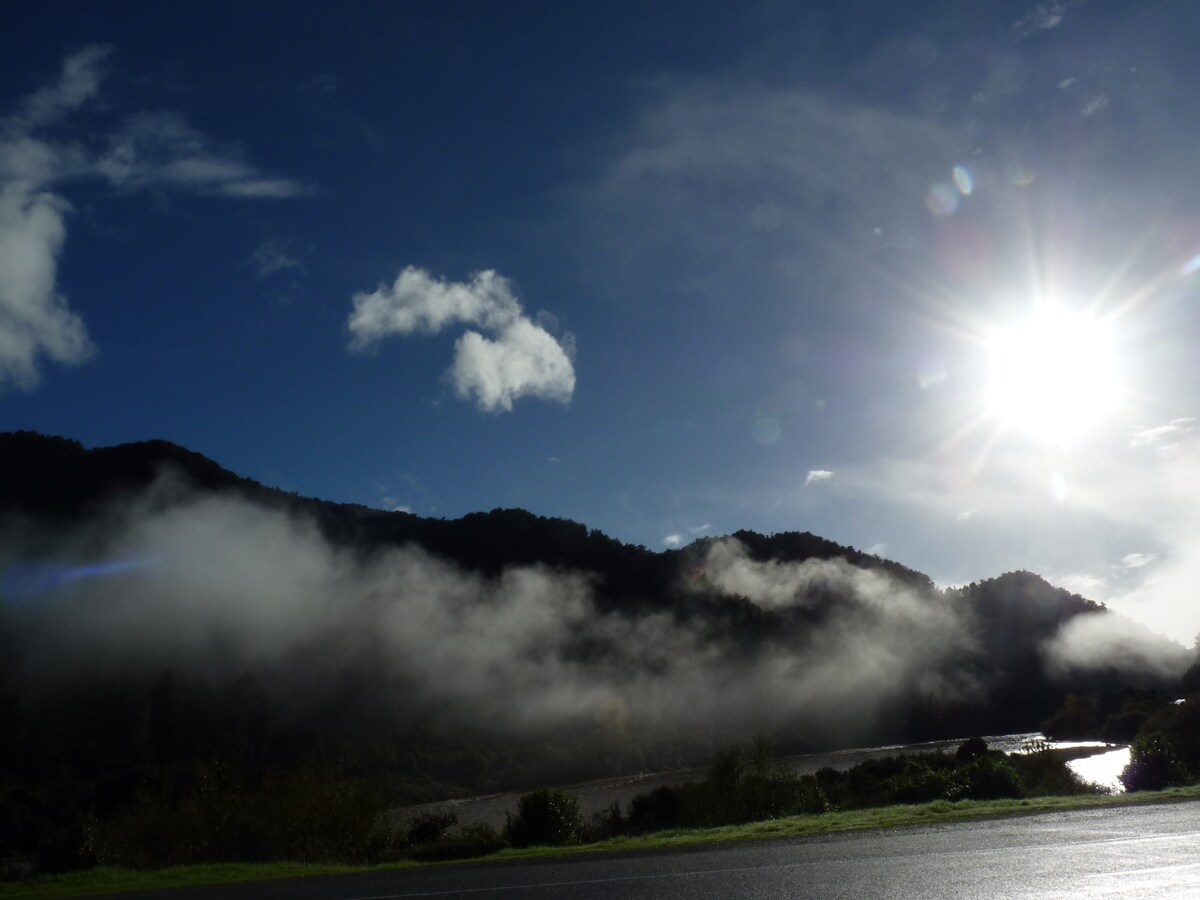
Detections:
0,431,1190,870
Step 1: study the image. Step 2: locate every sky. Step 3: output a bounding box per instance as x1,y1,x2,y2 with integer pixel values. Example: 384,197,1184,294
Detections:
3,0,1200,642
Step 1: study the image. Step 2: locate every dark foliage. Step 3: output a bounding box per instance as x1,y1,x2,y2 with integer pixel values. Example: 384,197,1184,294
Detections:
1120,734,1187,792
1120,692,1200,790
625,785,686,833
405,810,458,846
955,737,988,763
407,823,507,862
85,766,406,868
503,788,585,848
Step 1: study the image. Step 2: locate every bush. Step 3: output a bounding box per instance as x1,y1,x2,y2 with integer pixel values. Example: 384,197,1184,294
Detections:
1121,735,1187,792
1009,749,1098,796
625,785,685,834
955,737,988,763
679,741,826,826
408,823,507,861
953,755,1023,800
890,760,952,804
504,788,584,848
406,810,458,846
586,802,625,841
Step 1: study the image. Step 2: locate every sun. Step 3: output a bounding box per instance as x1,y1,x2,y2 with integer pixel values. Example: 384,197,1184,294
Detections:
985,305,1122,444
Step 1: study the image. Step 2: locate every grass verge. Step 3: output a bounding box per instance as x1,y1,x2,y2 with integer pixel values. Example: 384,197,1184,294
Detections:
6,784,1200,900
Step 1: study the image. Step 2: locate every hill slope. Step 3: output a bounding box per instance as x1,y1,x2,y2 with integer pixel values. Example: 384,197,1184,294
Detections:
0,431,1191,865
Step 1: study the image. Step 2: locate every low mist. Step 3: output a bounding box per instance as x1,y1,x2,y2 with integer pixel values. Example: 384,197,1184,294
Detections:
2,477,1187,753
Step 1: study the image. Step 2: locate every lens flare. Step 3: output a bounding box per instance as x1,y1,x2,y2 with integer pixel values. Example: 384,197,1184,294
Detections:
925,183,959,217
952,165,973,196
1,558,156,607
752,416,781,444
917,363,948,389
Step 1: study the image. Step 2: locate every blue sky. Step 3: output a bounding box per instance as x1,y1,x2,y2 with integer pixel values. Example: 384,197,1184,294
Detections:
3,1,1200,641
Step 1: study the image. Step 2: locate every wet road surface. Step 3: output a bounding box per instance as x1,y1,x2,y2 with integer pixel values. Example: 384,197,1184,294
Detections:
97,799,1199,899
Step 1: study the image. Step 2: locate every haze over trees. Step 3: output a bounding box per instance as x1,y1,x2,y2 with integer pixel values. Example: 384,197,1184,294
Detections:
0,432,1193,872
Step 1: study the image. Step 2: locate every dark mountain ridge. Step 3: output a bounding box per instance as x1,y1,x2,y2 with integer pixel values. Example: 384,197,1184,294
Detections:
0,431,1192,868
0,430,1183,689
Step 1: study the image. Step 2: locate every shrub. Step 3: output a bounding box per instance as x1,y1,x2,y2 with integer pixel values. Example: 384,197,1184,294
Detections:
408,823,507,861
955,737,988,763
953,755,1023,800
406,810,458,846
890,760,951,804
1121,734,1187,792
1010,749,1098,797
504,788,584,848
586,802,625,841
696,739,829,825
625,785,685,834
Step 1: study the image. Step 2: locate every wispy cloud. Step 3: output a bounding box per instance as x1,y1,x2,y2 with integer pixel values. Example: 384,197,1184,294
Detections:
1012,1,1083,39
249,237,306,280
595,82,963,292
1129,418,1194,447
97,112,310,198
0,46,309,391
1121,552,1155,570
347,266,576,413
805,469,833,486
14,44,111,131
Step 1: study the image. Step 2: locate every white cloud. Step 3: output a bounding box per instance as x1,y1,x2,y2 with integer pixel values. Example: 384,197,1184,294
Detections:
1121,552,1154,570
0,182,93,388
663,533,683,548
805,469,833,485
348,267,576,413
0,46,308,391
348,267,520,345
450,319,575,413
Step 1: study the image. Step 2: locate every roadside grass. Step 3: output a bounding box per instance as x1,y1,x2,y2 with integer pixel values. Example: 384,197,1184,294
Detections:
6,784,1200,900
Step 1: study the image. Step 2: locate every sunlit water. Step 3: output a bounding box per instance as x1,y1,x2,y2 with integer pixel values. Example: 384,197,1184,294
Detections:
1065,746,1130,793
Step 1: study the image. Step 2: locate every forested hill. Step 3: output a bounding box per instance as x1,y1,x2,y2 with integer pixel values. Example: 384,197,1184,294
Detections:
1,430,1194,869
0,430,1186,700
0,431,933,597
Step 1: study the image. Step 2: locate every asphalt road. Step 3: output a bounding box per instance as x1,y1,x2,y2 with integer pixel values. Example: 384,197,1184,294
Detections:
102,800,1200,900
